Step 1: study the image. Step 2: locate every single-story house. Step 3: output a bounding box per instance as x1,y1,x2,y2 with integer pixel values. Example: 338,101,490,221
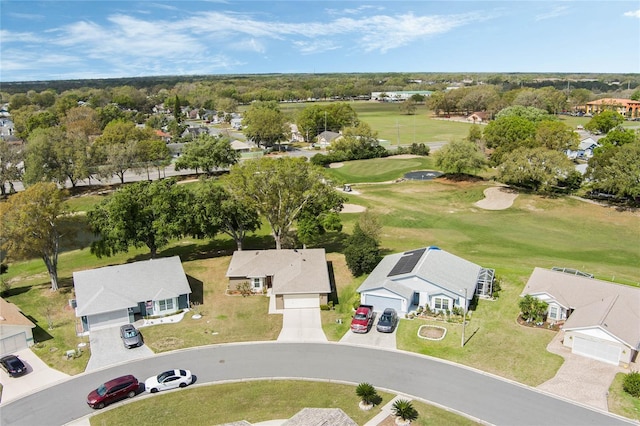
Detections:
0,298,36,355
521,267,640,366
316,131,342,147
356,246,494,314
566,137,600,160
226,249,331,309
467,111,489,123
74,256,192,332
230,139,252,153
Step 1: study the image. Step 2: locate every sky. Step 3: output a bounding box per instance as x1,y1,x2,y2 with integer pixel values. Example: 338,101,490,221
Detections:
1,1,639,82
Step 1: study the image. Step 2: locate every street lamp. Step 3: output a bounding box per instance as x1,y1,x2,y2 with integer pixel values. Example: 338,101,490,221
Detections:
461,288,467,348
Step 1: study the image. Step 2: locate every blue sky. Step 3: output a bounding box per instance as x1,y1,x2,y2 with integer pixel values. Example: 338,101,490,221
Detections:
1,1,639,82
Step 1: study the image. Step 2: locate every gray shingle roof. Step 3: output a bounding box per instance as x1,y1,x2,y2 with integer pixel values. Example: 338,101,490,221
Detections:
522,268,640,348
226,249,330,294
74,256,191,316
357,246,481,298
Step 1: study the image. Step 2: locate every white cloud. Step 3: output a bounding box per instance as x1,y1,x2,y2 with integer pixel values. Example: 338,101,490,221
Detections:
293,40,341,55
230,38,266,53
0,29,44,43
624,9,640,18
535,5,570,21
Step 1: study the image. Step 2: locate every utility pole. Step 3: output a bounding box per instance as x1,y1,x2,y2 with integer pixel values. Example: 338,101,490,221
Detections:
461,287,467,348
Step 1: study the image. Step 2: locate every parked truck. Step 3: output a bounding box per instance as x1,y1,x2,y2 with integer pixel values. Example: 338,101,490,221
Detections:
350,304,375,333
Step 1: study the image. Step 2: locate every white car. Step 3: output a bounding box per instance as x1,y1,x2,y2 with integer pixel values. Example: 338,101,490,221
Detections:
145,369,193,393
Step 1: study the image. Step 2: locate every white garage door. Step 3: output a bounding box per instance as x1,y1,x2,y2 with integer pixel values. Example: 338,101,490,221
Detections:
363,294,403,313
573,336,620,365
0,332,27,356
283,294,319,309
88,310,130,331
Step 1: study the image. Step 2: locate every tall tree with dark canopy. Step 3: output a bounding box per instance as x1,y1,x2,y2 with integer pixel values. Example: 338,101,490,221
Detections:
225,157,344,249
192,181,261,250
87,179,194,258
0,182,66,291
242,101,289,149
174,134,240,175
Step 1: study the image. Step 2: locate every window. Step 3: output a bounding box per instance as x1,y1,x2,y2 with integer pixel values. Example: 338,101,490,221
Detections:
252,278,261,289
158,298,174,312
549,305,558,320
433,297,450,311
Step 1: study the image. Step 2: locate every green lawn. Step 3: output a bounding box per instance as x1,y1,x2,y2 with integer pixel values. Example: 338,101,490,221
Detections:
324,156,437,183
608,373,640,422
3,157,639,421
89,380,479,426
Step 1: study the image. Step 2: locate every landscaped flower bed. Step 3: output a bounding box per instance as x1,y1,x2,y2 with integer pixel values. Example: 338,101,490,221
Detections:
417,325,447,341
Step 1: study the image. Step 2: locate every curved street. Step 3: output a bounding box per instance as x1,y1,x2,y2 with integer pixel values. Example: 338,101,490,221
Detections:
0,342,633,426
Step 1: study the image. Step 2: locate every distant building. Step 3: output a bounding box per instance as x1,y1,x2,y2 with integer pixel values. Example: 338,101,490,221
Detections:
371,91,432,102
585,98,640,118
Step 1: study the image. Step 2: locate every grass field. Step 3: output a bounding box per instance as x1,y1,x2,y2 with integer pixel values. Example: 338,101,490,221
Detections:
608,373,640,421
3,157,639,421
89,380,479,426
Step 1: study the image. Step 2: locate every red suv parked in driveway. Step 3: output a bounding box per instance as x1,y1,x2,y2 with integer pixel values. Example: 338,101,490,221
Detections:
87,375,139,409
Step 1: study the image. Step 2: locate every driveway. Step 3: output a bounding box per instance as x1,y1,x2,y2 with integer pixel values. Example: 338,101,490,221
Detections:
277,308,327,342
537,332,629,411
339,315,397,349
85,327,154,372
0,348,68,404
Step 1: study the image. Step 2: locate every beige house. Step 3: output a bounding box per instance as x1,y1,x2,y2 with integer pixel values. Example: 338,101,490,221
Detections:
226,249,331,309
521,268,640,366
0,298,36,355
585,98,640,118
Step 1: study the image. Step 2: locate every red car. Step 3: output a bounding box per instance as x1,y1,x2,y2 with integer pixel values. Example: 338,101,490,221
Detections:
87,375,139,409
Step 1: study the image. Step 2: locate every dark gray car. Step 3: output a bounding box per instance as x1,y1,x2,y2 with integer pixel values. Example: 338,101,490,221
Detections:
119,324,143,349
376,308,398,333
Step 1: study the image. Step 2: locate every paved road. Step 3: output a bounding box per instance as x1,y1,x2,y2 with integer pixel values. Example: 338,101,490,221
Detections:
0,343,632,426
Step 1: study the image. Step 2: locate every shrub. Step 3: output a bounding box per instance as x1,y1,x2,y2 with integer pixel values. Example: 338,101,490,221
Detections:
320,304,330,311
237,281,253,297
355,382,378,405
391,399,419,422
623,371,640,398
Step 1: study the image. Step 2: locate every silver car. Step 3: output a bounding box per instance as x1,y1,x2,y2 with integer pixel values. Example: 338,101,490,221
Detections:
120,324,143,348
376,308,398,333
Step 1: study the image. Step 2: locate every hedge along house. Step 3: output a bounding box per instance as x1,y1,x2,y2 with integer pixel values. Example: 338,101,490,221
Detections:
73,256,192,333
521,267,640,366
226,249,331,309
356,247,494,314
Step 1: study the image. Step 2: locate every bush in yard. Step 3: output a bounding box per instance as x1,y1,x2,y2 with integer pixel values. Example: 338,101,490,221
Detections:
355,382,378,407
237,281,253,297
392,399,419,424
623,371,640,398
344,223,380,276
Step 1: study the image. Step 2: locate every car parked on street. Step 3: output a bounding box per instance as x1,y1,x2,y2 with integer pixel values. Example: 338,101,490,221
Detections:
86,375,139,409
120,324,143,349
0,355,27,377
376,308,399,333
145,369,193,393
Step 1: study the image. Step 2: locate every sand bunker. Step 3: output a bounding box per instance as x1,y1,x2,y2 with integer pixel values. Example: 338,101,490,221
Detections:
475,187,518,210
341,203,367,213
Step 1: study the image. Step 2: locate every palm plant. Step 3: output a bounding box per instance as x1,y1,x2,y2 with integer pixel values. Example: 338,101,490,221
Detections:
392,399,419,424
355,382,378,406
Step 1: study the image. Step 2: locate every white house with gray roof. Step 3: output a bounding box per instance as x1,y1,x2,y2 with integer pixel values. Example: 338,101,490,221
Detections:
73,256,191,332
226,249,331,309
521,267,640,366
357,246,494,314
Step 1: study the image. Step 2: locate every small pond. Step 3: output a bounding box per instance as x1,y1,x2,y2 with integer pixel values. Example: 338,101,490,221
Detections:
404,170,443,180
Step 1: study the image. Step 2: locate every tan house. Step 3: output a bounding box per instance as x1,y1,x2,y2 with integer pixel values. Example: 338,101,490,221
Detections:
226,249,331,309
0,298,36,355
585,98,640,118
521,268,640,366
466,111,489,123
